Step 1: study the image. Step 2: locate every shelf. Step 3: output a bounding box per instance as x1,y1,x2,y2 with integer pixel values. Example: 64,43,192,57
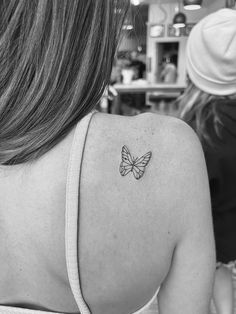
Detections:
113,83,186,94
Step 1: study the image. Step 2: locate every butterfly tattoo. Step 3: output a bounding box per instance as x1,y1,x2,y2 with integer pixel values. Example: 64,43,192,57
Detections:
119,145,152,180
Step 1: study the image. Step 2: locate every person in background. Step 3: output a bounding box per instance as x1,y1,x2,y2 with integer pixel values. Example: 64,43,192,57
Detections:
129,50,146,80
160,54,178,84
0,1,215,314
177,9,236,314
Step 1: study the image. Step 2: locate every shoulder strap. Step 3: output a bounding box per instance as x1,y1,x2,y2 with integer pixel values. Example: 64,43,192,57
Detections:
65,111,96,314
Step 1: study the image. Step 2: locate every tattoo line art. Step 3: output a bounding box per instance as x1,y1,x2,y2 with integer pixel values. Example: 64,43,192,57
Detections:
119,145,152,180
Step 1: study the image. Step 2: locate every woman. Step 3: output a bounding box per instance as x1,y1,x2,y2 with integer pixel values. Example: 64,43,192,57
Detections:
178,8,236,314
0,1,215,314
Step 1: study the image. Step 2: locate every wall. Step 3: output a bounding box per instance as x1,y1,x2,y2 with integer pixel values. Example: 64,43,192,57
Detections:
118,33,146,52
207,0,225,11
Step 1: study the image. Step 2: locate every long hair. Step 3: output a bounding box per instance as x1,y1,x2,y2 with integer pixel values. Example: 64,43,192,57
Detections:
177,80,236,146
0,0,129,165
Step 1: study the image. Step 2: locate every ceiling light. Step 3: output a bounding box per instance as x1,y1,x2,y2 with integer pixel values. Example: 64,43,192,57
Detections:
173,12,186,28
131,0,141,5
183,0,202,10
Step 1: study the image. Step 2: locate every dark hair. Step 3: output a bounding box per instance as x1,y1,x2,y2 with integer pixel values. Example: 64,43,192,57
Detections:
0,0,129,165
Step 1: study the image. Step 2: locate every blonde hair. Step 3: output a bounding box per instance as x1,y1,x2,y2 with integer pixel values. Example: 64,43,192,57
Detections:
177,80,236,145
0,0,129,165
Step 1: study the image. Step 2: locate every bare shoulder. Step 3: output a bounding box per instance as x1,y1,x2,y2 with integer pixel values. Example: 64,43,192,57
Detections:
135,113,212,232
90,111,206,187
92,111,203,158
80,112,214,314
89,111,209,228
135,112,205,164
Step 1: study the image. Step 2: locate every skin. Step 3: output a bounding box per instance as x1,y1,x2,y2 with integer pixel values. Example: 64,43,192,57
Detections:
0,112,215,314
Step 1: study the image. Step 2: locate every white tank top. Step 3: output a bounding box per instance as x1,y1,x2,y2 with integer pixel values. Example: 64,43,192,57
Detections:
0,112,159,314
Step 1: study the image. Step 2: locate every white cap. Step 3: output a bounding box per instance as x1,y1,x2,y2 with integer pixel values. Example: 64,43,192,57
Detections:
186,8,236,96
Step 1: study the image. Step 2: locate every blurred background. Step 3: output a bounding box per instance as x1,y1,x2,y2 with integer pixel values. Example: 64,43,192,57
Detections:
99,0,235,118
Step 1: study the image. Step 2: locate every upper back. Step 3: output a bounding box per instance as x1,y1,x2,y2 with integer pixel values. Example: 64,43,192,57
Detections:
78,113,178,313
0,112,215,314
78,112,214,314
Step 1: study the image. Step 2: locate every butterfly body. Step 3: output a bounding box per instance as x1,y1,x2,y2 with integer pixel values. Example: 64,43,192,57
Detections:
119,145,152,180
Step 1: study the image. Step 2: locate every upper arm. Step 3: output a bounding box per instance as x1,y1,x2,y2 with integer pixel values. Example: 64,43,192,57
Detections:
154,118,216,314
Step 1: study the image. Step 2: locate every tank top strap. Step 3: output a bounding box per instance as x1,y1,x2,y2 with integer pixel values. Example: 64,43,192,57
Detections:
65,111,96,314
0,307,62,314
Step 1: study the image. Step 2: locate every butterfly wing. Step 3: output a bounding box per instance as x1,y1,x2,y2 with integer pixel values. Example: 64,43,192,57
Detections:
119,161,133,176
134,151,152,167
132,151,152,180
121,145,133,164
119,145,133,177
132,165,145,180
